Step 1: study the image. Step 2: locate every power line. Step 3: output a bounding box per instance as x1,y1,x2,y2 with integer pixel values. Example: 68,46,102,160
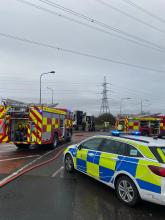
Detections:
0,32,165,74
95,0,165,35
16,0,165,52
0,79,98,85
15,0,165,54
122,0,165,24
37,0,165,51
0,79,154,97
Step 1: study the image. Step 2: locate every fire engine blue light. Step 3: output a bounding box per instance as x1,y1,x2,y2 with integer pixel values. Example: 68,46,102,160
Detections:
132,131,141,136
111,130,120,136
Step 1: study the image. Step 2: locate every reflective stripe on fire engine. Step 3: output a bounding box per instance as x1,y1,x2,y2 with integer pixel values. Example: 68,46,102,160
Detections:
0,106,10,119
0,116,10,143
29,107,42,144
42,107,66,115
124,117,129,132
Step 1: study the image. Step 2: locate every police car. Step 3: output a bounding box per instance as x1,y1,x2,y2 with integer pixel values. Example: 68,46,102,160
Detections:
64,132,165,206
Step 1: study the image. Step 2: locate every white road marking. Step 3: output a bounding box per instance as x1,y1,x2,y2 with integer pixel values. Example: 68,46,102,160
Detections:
52,166,64,178
0,149,55,186
0,155,40,162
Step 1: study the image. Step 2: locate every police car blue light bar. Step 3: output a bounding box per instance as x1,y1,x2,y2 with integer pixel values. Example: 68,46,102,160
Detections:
131,131,141,136
111,130,141,136
111,130,121,136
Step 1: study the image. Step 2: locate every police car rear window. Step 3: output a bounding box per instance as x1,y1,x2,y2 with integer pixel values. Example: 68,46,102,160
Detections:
101,139,143,157
162,148,165,154
149,147,165,163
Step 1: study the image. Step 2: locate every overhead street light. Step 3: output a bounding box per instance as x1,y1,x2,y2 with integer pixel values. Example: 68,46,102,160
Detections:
47,87,54,105
141,99,150,115
39,71,55,104
120,97,131,115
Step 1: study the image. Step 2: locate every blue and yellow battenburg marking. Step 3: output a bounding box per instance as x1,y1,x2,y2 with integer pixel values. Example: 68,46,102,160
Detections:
67,146,162,194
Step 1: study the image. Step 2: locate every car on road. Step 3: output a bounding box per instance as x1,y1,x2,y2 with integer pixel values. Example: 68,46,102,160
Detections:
64,133,165,206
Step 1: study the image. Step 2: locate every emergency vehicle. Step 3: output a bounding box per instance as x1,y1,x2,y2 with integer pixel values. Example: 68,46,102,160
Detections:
159,115,165,137
0,101,73,149
73,110,95,131
64,133,165,206
115,116,161,136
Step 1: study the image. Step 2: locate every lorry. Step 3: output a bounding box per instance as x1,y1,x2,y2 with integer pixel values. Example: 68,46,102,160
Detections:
73,111,95,131
0,101,73,149
115,116,161,136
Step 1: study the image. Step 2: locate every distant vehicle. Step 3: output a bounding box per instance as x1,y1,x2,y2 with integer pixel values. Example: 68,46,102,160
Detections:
0,102,73,149
64,133,165,206
85,115,95,131
115,116,161,136
158,115,165,137
73,110,85,131
73,110,95,131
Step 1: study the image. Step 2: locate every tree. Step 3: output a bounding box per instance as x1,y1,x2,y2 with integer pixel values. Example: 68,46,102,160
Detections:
95,113,116,126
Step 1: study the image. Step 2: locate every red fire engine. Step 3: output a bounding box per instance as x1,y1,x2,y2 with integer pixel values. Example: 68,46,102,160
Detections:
115,116,161,136
0,102,73,149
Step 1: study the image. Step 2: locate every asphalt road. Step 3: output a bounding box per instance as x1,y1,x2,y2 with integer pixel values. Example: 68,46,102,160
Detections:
0,132,165,220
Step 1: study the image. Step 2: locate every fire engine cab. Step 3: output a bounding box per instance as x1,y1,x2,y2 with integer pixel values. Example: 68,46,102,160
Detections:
0,100,73,149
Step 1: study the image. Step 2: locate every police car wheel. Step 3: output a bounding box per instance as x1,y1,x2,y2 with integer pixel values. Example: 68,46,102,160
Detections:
116,176,140,206
65,154,74,173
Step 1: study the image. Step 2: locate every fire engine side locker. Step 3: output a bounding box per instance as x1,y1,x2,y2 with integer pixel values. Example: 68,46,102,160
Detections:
40,107,67,144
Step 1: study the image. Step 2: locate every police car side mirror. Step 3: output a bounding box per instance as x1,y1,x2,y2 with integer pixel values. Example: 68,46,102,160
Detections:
77,144,82,150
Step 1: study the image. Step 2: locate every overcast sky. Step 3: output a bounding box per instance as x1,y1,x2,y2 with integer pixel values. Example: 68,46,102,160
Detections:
0,0,165,116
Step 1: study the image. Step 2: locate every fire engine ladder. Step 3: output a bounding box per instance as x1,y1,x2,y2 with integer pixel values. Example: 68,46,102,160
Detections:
2,98,28,108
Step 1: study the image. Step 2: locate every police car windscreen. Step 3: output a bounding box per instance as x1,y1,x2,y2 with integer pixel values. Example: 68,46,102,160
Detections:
149,147,165,163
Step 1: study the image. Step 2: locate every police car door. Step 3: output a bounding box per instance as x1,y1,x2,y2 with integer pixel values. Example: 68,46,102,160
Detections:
76,137,103,178
99,139,126,184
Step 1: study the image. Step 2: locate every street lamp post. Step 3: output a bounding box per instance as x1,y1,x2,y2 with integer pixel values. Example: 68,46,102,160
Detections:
120,97,131,115
47,87,54,104
141,99,149,115
39,71,55,104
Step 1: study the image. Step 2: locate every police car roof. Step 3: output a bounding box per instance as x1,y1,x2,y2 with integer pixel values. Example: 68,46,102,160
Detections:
118,135,165,147
94,134,165,147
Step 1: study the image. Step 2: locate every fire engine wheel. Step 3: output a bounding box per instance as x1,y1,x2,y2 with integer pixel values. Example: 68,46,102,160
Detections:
51,133,59,149
15,144,31,150
66,132,72,142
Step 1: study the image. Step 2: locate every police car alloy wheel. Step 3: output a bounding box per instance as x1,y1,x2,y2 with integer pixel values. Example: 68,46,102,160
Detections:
65,154,74,172
116,176,140,206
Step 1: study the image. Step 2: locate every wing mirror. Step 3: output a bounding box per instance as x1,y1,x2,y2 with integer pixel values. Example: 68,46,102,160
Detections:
77,144,83,150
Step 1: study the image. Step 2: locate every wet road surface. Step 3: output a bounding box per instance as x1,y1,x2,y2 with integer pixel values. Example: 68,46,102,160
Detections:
0,132,164,220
